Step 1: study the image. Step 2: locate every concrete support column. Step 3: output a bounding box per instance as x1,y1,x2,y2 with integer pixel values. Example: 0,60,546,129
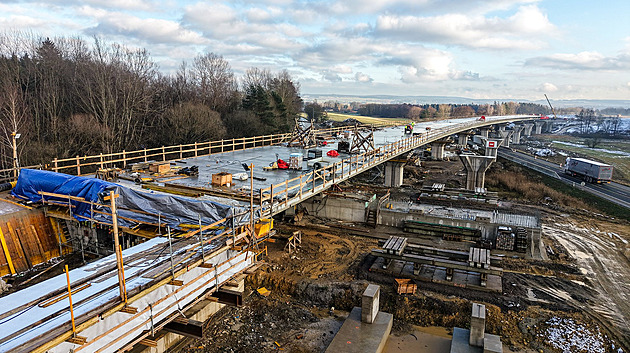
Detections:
469,303,486,347
384,161,404,187
457,134,469,146
459,154,495,190
499,130,514,148
479,128,490,138
512,126,525,144
544,121,553,133
534,121,544,134
362,284,380,324
523,123,534,136
483,139,503,158
431,140,448,160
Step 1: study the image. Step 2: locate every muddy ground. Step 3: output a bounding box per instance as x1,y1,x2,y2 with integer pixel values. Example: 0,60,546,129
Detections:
173,157,629,353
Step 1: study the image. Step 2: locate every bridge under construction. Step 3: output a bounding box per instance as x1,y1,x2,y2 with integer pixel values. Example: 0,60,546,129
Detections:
0,115,548,352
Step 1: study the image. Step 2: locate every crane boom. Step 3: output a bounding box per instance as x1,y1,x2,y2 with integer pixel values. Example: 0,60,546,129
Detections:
544,94,557,119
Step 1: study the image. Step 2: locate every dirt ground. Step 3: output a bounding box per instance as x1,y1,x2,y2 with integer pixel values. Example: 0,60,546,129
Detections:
173,155,629,353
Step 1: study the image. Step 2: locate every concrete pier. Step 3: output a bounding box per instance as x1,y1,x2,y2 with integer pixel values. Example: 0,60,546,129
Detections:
459,154,495,190
511,125,524,144
326,284,393,353
523,123,534,136
499,130,513,148
384,161,404,187
457,130,474,147
534,121,544,134
479,128,490,138
431,139,449,160
483,139,502,158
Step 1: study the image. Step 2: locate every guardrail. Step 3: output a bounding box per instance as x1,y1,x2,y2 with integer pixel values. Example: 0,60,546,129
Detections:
258,116,537,218
0,122,400,184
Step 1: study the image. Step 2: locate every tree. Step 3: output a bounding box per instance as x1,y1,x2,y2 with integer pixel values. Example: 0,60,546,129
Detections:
156,102,226,145
452,105,475,117
437,104,451,119
577,108,596,134
190,53,238,114
304,103,324,122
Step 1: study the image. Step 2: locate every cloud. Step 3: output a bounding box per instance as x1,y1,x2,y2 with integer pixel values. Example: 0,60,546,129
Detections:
526,51,630,71
80,7,207,45
321,70,342,82
540,82,558,92
355,72,373,83
374,4,554,50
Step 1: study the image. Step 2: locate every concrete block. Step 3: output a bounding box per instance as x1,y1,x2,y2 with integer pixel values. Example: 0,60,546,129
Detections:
362,284,380,324
469,303,486,347
483,334,503,353
325,307,393,353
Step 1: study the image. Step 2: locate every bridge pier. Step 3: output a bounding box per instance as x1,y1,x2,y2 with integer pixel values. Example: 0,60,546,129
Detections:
523,123,534,136
544,121,553,133
534,121,544,135
511,126,525,144
499,130,514,148
483,139,503,158
384,161,405,187
479,127,491,138
459,154,496,190
431,139,449,160
457,130,474,147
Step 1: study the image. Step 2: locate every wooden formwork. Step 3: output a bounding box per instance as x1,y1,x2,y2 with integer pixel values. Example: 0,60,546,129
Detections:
0,209,62,276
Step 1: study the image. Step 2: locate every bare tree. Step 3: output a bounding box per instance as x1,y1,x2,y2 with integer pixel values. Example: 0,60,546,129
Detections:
190,53,238,113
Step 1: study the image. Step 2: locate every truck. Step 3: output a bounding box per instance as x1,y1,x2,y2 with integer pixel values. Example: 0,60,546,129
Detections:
564,157,613,183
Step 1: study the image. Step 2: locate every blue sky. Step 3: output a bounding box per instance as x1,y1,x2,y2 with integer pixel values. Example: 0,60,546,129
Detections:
0,0,629,100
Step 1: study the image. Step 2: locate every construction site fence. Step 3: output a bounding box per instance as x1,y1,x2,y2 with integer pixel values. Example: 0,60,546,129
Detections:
0,122,400,184
257,116,536,218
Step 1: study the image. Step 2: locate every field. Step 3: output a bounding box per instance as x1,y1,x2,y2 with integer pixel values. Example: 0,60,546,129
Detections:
535,134,630,184
326,112,410,125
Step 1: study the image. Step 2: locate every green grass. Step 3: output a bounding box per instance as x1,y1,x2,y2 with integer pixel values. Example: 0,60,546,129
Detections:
326,112,410,125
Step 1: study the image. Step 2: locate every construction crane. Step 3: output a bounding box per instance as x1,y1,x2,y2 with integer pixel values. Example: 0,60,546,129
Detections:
544,94,557,119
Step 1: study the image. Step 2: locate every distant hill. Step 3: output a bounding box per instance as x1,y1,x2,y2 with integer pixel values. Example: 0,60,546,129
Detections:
303,94,630,109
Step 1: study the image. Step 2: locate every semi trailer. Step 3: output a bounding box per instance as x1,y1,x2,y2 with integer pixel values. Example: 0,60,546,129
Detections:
564,157,613,183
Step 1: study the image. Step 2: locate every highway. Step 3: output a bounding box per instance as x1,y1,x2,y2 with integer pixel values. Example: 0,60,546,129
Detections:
497,147,630,209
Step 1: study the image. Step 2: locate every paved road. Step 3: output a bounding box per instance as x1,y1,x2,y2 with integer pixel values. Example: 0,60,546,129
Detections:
497,147,630,209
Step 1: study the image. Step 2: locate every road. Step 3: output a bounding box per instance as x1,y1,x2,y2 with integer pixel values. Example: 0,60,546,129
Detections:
497,147,630,209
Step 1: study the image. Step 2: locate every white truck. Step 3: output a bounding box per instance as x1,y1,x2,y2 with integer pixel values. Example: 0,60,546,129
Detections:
564,157,613,183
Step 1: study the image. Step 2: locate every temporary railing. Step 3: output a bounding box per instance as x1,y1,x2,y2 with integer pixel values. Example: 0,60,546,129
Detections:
258,116,537,218
0,122,398,184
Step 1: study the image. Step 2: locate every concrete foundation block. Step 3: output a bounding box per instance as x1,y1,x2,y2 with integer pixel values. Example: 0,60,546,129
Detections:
469,303,486,347
362,284,380,324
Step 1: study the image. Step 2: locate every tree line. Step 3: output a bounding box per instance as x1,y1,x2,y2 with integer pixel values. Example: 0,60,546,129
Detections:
0,33,302,170
357,102,550,120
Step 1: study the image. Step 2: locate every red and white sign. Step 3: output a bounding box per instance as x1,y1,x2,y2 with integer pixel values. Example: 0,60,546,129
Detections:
486,141,496,148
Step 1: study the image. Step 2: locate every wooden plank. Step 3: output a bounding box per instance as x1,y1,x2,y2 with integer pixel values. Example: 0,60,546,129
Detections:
4,222,28,272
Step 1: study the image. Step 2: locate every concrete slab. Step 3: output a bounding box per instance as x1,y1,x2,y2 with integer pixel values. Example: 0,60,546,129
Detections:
325,307,393,353
483,334,503,353
450,328,482,353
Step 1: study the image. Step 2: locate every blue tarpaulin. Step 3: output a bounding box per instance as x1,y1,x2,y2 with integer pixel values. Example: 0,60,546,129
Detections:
12,169,242,230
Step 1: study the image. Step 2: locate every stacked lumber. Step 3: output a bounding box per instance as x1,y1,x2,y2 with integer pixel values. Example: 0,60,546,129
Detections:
496,230,515,250
515,227,527,253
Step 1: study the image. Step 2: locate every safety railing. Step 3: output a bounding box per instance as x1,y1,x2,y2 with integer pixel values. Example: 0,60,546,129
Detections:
29,123,397,177
258,116,536,218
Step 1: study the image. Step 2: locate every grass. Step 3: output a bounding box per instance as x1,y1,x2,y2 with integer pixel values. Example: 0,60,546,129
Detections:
535,134,630,184
487,164,630,221
325,112,410,125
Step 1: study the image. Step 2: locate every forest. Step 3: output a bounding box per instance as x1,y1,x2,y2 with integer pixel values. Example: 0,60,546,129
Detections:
0,33,302,170
357,102,551,120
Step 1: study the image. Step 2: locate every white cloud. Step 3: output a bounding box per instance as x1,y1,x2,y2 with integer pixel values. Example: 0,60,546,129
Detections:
540,82,558,92
374,5,554,50
526,51,630,70
355,72,373,82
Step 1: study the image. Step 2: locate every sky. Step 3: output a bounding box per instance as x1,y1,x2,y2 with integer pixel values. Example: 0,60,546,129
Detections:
1,0,629,101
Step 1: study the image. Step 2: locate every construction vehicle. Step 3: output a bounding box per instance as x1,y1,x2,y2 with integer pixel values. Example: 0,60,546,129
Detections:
564,157,613,183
